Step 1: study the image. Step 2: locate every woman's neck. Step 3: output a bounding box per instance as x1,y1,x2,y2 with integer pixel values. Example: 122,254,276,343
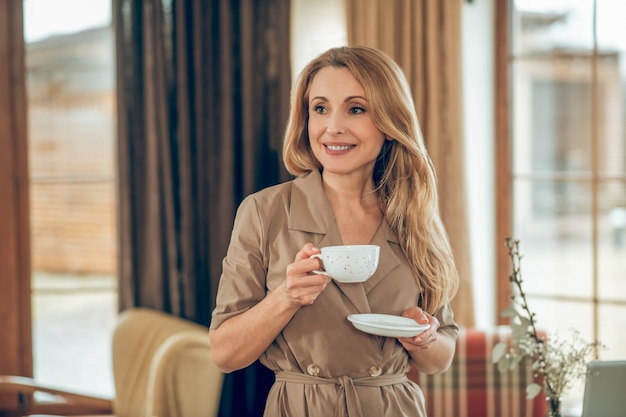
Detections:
321,171,378,211
321,171,383,245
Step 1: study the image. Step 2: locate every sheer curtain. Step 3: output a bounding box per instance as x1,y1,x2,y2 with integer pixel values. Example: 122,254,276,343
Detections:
346,0,474,326
114,0,291,415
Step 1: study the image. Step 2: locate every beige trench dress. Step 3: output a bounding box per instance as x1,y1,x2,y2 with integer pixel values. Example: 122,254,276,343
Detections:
210,170,458,417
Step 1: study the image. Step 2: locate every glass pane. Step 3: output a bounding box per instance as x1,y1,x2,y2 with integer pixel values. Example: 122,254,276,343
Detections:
596,0,626,52
512,179,593,298
24,0,117,397
598,180,626,301
511,0,593,55
31,283,117,392
523,298,594,342
511,0,594,56
597,0,626,177
598,55,625,177
599,304,626,360
512,58,593,177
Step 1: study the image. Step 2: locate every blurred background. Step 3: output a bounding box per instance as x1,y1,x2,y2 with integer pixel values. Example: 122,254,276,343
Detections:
7,1,626,416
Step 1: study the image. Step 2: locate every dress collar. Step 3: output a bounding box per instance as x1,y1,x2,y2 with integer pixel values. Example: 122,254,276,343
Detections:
288,170,399,245
287,170,403,312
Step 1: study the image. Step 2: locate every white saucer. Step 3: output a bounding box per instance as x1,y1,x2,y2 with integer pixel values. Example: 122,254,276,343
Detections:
347,313,430,338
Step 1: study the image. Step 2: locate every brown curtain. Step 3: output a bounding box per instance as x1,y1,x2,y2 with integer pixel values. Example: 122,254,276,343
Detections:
346,0,474,327
114,0,291,415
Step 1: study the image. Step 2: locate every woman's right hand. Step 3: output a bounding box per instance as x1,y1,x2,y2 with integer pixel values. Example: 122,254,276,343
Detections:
282,243,332,306
210,243,331,373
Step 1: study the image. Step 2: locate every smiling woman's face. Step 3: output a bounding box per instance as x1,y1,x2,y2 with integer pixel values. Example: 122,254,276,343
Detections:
307,66,386,179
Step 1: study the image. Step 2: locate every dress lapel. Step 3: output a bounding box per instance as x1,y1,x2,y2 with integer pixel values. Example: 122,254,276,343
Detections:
362,221,401,293
288,170,334,235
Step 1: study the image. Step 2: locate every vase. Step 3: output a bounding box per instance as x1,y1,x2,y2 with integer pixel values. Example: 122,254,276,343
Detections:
545,396,562,417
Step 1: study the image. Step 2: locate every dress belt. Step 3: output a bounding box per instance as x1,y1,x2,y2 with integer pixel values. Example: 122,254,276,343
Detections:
275,370,408,417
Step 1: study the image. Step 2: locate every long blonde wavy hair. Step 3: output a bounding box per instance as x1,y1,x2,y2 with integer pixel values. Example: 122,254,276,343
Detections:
283,46,458,314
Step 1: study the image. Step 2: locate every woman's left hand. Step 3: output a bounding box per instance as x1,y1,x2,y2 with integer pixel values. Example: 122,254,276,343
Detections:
396,306,440,353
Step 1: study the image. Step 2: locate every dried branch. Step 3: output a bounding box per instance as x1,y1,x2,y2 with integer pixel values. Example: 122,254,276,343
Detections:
493,237,602,400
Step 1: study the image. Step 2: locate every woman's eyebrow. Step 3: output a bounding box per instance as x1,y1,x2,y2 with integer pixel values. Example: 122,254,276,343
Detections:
345,95,368,102
310,95,368,102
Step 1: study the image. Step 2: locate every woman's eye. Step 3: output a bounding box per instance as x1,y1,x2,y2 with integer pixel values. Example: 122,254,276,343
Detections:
350,106,365,115
312,105,326,114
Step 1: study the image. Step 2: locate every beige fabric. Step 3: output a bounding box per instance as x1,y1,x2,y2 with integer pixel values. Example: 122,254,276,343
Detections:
112,308,223,417
211,170,458,417
345,0,474,327
147,331,223,417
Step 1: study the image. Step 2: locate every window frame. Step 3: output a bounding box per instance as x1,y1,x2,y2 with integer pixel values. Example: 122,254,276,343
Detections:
494,0,512,323
0,0,34,409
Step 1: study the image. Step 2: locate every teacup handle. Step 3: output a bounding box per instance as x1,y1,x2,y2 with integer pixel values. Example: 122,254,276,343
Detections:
309,254,330,276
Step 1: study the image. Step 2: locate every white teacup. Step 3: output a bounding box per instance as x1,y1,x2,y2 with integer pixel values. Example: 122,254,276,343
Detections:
310,245,380,283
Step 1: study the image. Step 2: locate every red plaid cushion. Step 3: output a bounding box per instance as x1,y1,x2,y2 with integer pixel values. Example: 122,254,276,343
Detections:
407,327,547,417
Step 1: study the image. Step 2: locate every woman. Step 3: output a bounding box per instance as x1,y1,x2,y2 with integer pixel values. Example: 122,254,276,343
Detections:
209,45,459,416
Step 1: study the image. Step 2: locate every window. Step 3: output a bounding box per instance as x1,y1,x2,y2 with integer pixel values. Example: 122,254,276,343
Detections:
497,0,626,413
24,0,117,397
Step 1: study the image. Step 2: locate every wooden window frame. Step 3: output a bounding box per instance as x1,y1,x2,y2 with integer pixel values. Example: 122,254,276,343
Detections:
494,0,512,322
0,0,33,409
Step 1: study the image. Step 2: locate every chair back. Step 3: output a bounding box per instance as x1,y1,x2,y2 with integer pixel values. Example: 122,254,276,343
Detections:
112,308,223,417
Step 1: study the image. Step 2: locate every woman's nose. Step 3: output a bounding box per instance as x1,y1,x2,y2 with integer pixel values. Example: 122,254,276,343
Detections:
326,112,346,135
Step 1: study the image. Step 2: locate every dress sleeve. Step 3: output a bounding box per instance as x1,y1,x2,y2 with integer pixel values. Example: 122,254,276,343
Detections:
209,195,268,329
434,302,459,341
